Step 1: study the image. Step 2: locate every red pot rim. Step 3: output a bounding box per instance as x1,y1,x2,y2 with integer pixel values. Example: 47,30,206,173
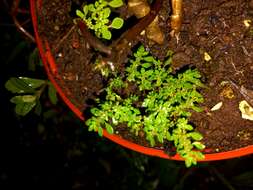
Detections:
30,0,253,161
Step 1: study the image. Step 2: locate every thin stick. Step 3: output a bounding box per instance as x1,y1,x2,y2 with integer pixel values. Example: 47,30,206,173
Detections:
108,0,163,65
11,0,35,42
228,79,253,107
53,25,76,52
77,20,112,55
12,16,35,42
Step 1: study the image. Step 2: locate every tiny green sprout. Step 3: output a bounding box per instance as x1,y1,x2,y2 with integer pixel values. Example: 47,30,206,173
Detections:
249,28,253,36
86,45,205,167
76,0,124,40
94,59,111,77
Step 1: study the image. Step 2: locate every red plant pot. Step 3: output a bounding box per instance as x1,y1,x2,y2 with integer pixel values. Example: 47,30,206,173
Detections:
30,0,253,162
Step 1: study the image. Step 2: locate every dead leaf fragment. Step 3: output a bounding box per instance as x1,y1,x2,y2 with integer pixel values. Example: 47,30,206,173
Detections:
211,102,223,111
220,86,235,99
204,52,211,61
239,100,253,121
243,19,251,28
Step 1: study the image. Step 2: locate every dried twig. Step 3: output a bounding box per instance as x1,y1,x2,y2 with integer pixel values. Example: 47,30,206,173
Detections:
128,0,164,44
108,0,163,66
77,21,112,55
11,0,35,42
228,79,253,107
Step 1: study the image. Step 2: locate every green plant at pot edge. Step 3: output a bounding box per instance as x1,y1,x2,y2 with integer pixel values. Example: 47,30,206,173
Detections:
5,77,58,116
76,0,124,40
86,45,206,167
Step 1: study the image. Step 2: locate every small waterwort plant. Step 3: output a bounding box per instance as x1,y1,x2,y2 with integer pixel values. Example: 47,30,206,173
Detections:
76,0,124,40
86,45,205,167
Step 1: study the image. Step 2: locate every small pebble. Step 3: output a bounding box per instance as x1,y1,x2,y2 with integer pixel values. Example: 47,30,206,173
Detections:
54,25,60,31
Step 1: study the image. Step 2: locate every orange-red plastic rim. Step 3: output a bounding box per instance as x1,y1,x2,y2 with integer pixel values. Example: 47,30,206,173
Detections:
30,0,253,162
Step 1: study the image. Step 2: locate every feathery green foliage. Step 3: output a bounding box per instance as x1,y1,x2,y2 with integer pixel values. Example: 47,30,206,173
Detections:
86,45,205,167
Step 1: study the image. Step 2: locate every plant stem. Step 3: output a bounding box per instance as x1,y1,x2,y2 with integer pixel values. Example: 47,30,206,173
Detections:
77,20,112,55
53,25,76,52
36,82,48,99
77,0,162,69
108,0,163,66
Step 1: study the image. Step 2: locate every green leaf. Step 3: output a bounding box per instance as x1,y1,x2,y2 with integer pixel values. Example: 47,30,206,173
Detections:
192,142,205,150
103,7,111,18
23,95,37,102
18,77,45,89
157,134,164,143
166,50,174,57
105,123,114,134
177,120,193,130
101,27,112,39
147,135,155,147
191,106,203,112
28,48,40,71
5,77,35,94
86,119,96,131
88,124,94,132
111,17,124,29
108,0,124,8
185,156,197,168
83,5,89,16
48,83,58,105
91,108,100,116
143,56,155,62
188,132,203,141
15,102,36,116
142,63,152,68
76,9,85,19
192,151,205,160
98,127,103,137
11,95,36,103
10,95,37,116
88,4,95,12
185,158,194,168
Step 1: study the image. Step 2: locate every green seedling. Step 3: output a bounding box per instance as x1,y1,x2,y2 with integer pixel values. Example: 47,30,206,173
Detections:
86,45,206,167
76,0,124,40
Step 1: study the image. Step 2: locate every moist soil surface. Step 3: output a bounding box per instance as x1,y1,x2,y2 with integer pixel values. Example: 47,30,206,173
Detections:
38,0,253,153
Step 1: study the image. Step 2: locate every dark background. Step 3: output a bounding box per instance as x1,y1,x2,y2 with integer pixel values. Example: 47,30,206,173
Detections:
1,1,253,189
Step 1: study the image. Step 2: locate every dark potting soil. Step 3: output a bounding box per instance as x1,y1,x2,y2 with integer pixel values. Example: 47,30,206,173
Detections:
38,0,253,153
